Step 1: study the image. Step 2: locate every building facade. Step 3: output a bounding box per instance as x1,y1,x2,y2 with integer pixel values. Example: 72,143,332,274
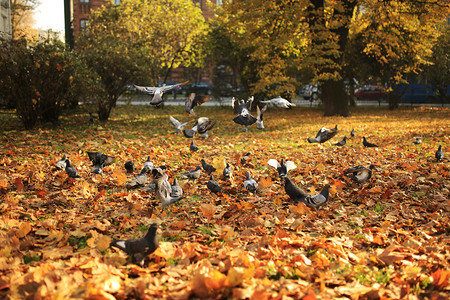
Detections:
0,0,11,39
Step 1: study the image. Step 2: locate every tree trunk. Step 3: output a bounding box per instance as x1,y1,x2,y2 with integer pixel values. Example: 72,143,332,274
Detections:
322,80,350,116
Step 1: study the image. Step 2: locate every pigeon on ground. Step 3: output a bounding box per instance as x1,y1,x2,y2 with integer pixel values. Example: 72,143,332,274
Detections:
351,128,355,137
223,163,232,179
241,152,251,165
268,158,297,178
244,171,258,193
435,145,443,161
413,137,422,145
110,223,159,267
134,81,189,106
307,125,338,143
232,96,257,127
65,159,80,178
303,184,330,211
143,156,154,173
207,175,222,195
126,168,148,189
260,96,295,108
141,179,157,192
343,164,375,184
334,136,347,146
185,93,211,115
87,151,115,174
180,166,202,182
55,154,67,170
363,137,378,147
190,140,199,152
201,159,216,174
284,177,308,203
153,168,183,208
169,116,189,134
256,105,267,130
171,178,183,198
183,117,217,138
124,161,135,173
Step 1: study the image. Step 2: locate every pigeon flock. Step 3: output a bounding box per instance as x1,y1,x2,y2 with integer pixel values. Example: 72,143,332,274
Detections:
52,88,445,266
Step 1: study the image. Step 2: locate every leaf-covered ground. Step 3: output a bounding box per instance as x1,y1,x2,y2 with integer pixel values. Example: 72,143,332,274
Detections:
0,105,449,299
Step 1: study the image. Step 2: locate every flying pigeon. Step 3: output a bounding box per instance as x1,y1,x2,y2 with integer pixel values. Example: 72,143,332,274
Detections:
413,137,422,145
307,125,338,143
232,97,248,115
268,158,297,178
256,105,267,130
435,145,443,161
334,136,347,146
110,223,159,267
350,128,355,137
65,159,80,178
185,93,210,115
55,154,67,170
169,116,189,134
124,161,135,173
134,81,189,106
343,165,375,184
244,171,258,193
241,152,251,165
190,140,199,152
171,178,183,198
153,168,183,208
180,166,202,182
201,159,216,174
143,156,154,173
207,175,222,195
260,96,295,108
183,117,217,138
126,168,148,189
363,137,378,147
284,177,308,203
232,96,257,127
223,163,232,179
303,184,330,211
87,151,115,174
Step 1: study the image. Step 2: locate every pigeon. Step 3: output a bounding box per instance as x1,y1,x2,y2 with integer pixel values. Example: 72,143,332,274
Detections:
303,184,330,211
232,96,257,127
55,154,67,170
89,112,95,123
169,116,189,134
171,178,183,198
183,117,217,138
244,171,258,193
190,140,199,152
180,166,202,182
334,136,347,146
110,223,159,267
413,137,422,145
363,137,378,147
153,168,183,208
201,159,216,174
207,175,222,195
124,161,135,173
435,145,443,161
200,132,209,139
307,125,338,143
126,168,148,188
143,156,154,173
185,93,210,115
242,126,248,132
256,105,267,130
87,151,115,174
260,96,295,108
343,164,375,184
241,152,251,165
141,179,157,192
350,128,355,137
65,159,80,178
284,177,308,203
134,81,189,105
268,158,297,178
223,163,232,179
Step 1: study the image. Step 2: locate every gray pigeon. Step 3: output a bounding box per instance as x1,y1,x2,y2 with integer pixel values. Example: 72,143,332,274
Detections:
185,93,210,115
180,166,202,182
284,177,308,203
268,158,297,178
169,116,189,134
435,145,443,161
171,178,183,198
303,184,330,210
343,165,374,184
244,171,258,193
308,125,338,143
413,137,422,145
55,154,67,170
153,168,183,208
190,140,199,152
260,96,295,108
126,168,148,189
183,117,216,138
201,159,216,174
87,151,115,174
256,105,267,130
334,136,347,146
143,156,154,173
134,81,189,105
207,175,222,195
350,128,355,137
232,96,257,127
223,163,232,179
110,223,159,267
65,159,80,178
241,152,251,165
363,137,378,147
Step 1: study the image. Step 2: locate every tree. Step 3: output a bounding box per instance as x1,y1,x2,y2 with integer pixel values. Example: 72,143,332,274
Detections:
77,0,208,121
10,0,39,40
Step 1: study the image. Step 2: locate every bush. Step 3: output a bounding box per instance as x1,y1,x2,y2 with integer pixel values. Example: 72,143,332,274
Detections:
0,37,89,129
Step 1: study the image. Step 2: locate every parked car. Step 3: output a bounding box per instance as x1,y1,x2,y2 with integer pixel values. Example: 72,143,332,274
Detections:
299,84,320,101
184,82,213,95
158,81,184,94
354,85,386,101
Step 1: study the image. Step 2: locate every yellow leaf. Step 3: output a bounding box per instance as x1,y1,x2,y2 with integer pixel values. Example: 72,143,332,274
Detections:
204,269,227,289
16,222,32,238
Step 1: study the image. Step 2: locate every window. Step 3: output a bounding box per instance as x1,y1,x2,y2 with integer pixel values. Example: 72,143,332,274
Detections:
80,0,89,3
113,0,120,5
80,19,89,31
216,0,222,4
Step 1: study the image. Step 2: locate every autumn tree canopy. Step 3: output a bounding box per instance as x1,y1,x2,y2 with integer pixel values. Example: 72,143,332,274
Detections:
213,0,450,116
10,0,39,40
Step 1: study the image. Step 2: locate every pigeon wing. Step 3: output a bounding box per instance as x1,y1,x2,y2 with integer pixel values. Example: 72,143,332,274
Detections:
268,159,281,169
284,160,297,172
134,85,157,95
